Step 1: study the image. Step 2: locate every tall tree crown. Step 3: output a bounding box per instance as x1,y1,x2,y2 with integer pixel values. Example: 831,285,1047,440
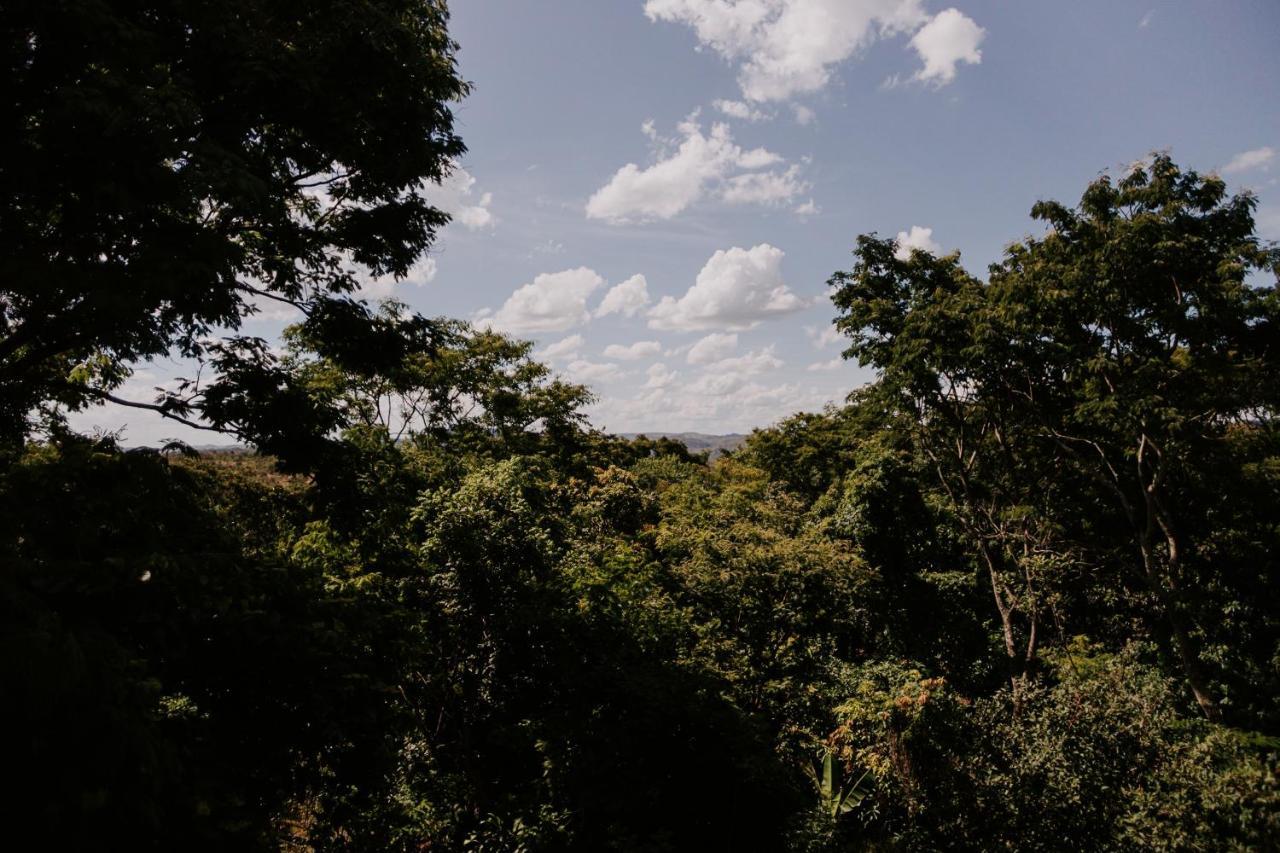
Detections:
0,0,469,441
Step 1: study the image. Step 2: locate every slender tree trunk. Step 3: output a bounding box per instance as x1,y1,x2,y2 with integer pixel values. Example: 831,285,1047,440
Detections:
1164,601,1221,722
1152,519,1221,721
1133,488,1221,720
978,541,1025,710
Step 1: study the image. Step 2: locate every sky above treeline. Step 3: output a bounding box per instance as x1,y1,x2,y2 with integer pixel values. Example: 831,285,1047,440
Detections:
78,0,1280,444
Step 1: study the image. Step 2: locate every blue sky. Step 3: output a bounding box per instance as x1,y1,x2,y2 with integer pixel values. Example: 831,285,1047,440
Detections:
80,0,1280,443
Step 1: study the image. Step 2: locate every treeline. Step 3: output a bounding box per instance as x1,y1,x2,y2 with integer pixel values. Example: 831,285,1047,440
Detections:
3,1,1279,848
4,158,1280,850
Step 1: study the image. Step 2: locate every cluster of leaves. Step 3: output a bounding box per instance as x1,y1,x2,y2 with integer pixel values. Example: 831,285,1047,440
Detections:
3,3,1278,846
1,0,466,445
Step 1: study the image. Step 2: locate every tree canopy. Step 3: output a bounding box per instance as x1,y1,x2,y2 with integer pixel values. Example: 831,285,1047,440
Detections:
830,155,1280,721
1,2,1278,847
1,0,467,446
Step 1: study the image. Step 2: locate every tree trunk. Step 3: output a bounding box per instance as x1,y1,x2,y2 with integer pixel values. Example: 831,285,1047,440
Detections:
979,541,1025,710
1134,498,1221,721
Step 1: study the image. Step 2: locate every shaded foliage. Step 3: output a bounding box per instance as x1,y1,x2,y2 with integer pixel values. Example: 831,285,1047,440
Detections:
1,8,1277,844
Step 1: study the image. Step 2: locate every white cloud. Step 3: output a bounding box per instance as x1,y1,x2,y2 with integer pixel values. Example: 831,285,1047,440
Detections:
565,359,623,384
650,243,807,331
429,165,495,230
736,147,784,169
645,363,679,389
682,346,784,398
707,345,783,374
894,225,942,260
805,323,842,348
1222,147,1275,175
1138,9,1154,29
686,371,750,397
604,340,663,361
687,332,739,364
593,373,855,434
409,256,439,285
909,8,985,86
585,119,805,223
357,277,398,301
793,104,816,125
720,164,809,205
595,274,652,318
539,334,585,362
355,254,438,302
485,267,604,334
807,357,843,371
646,0,981,102
793,198,820,217
714,98,771,121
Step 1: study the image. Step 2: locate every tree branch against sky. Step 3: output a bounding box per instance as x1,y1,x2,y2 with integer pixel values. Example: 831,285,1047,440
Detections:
2,0,468,445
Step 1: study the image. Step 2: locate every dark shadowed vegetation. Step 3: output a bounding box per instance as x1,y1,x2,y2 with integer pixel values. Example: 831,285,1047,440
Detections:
2,1,1278,849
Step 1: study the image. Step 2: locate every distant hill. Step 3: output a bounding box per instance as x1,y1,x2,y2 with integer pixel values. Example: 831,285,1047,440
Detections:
618,432,747,459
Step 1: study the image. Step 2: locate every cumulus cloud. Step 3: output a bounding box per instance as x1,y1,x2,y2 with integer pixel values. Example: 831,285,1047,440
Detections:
586,119,806,223
484,267,604,334
807,357,843,371
676,346,786,401
595,274,652,318
604,341,663,361
649,243,807,331
720,165,809,205
565,359,623,384
909,8,985,86
538,334,585,362
645,0,982,101
805,323,842,349
594,373,853,434
894,225,942,260
713,98,771,121
1222,147,1275,175
706,345,783,375
687,332,739,364
645,363,679,389
409,256,440,285
686,371,750,397
429,165,495,230
355,254,438,301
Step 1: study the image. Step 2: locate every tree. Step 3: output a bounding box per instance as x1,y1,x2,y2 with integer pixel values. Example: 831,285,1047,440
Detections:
830,155,1280,720
829,235,1076,708
190,299,595,477
0,0,468,445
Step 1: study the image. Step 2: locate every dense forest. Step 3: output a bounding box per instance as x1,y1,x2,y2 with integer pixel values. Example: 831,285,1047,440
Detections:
2,1,1278,849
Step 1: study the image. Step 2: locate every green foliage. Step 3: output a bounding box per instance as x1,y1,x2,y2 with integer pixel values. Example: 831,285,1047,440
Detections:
829,153,1280,724
0,438,394,849
960,644,1279,852
809,750,872,820
4,52,1279,849
811,644,1279,851
1,0,469,445
652,459,876,754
